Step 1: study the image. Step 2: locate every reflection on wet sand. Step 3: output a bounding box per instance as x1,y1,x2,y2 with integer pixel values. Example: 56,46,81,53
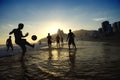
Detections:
48,49,52,60
48,48,61,61
68,50,76,69
21,60,27,80
0,41,120,80
65,49,76,76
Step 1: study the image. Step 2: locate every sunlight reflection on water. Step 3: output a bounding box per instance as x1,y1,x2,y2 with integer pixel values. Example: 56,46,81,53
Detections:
25,41,120,79
0,41,120,80
1,41,120,80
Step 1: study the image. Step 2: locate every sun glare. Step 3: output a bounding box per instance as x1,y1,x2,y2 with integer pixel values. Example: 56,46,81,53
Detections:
45,21,62,34
50,26,58,34
29,21,69,41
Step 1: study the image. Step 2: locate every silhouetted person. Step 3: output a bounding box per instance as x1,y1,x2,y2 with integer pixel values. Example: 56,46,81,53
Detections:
6,36,13,51
57,29,64,47
47,33,52,48
56,34,60,48
9,23,34,59
67,29,76,50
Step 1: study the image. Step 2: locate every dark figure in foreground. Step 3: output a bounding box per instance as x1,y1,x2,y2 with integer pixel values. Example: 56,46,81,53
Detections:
9,23,34,59
67,29,76,50
47,33,52,48
56,34,60,48
6,36,13,51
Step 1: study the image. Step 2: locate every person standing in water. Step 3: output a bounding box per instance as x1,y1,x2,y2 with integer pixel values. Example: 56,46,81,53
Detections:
47,33,52,48
67,29,76,50
56,34,60,48
6,36,13,51
9,23,34,60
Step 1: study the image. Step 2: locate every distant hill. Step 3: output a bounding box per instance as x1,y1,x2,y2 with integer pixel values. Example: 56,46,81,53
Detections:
39,29,98,43
73,29,98,41
38,29,120,43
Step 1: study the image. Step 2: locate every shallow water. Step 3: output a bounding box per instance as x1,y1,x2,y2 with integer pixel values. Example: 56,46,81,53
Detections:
0,41,120,80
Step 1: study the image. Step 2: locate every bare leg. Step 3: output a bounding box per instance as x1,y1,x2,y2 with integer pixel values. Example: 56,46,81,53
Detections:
7,46,9,51
74,44,77,49
72,42,77,49
73,44,76,49
68,41,71,50
49,44,51,48
69,45,70,50
11,45,14,51
19,44,26,61
23,39,34,48
25,41,34,48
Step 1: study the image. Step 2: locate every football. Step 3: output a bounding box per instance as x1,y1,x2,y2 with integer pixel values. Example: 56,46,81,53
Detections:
31,35,37,41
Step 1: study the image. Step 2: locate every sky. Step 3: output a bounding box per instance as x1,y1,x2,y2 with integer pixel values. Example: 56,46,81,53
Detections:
0,0,120,44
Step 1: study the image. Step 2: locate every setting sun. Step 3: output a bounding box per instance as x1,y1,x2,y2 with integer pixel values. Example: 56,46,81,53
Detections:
50,27,58,34
42,21,68,35
46,21,62,34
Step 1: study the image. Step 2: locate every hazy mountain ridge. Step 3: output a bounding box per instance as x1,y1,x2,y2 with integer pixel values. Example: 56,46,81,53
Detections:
39,29,120,43
39,29,98,42
73,29,120,41
73,29,98,41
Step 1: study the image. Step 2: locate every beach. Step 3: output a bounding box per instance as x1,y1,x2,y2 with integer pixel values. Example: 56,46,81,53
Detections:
0,41,120,80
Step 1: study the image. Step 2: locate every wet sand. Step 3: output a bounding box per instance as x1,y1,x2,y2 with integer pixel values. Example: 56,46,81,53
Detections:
0,41,120,80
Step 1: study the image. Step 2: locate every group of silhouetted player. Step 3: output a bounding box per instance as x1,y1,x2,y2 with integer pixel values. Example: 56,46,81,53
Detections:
47,29,76,50
7,23,76,60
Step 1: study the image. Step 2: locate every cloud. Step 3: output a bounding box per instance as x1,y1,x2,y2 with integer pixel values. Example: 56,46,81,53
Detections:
93,18,107,21
26,24,32,27
8,24,14,27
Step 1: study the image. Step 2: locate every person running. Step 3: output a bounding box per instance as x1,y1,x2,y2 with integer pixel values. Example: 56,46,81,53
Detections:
6,36,13,51
9,23,34,59
56,34,60,48
47,33,52,48
67,29,76,50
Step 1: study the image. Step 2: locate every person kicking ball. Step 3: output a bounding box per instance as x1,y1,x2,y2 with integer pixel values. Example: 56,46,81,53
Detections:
9,23,34,60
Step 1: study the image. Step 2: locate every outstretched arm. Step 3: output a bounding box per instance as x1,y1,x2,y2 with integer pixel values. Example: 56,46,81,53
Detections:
9,30,14,35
